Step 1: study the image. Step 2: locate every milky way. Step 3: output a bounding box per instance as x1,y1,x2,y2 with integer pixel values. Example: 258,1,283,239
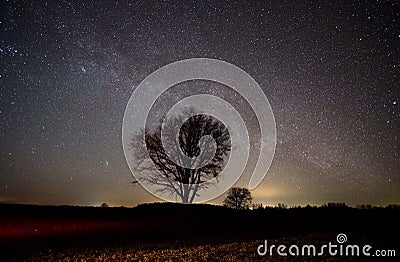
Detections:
1,0,399,206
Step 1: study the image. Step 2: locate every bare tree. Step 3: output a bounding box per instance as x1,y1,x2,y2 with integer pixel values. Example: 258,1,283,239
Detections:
130,108,231,203
223,187,252,210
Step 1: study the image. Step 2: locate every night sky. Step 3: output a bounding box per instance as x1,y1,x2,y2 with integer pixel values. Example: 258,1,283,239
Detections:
1,0,399,207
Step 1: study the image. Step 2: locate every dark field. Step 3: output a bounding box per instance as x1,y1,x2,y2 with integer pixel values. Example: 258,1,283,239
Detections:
0,203,399,261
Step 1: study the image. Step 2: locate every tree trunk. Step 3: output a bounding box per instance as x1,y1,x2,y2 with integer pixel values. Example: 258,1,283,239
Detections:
182,184,190,204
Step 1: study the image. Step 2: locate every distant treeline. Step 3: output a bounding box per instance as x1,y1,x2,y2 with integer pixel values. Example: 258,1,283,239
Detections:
250,202,400,210
1,201,399,211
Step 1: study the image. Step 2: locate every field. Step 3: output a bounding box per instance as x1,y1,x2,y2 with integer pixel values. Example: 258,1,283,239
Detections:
28,239,337,261
28,240,269,261
1,203,398,261
19,235,389,261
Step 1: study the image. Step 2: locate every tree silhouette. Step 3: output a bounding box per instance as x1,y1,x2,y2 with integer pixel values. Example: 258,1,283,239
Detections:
130,108,231,203
223,187,252,210
277,203,287,209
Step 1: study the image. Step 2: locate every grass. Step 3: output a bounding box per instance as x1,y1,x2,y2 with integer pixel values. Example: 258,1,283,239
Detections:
27,237,352,261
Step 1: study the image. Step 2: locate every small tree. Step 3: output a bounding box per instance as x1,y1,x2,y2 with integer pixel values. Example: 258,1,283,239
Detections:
252,203,264,210
223,187,252,210
277,203,287,209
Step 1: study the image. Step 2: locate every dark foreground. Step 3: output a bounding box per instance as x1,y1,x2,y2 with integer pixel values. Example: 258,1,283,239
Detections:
0,203,399,261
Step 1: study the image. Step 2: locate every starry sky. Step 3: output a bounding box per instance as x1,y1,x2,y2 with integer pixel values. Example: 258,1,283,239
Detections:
1,0,399,207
